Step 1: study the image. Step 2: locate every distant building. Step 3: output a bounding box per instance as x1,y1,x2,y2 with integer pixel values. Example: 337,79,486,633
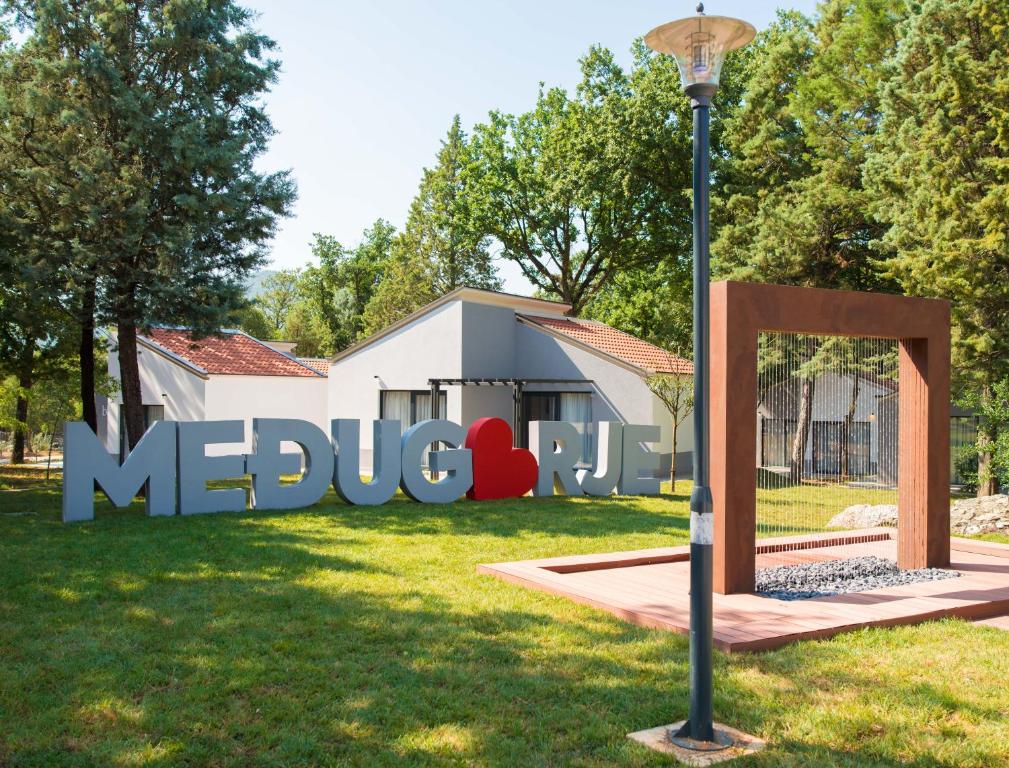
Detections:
105,288,694,478
326,287,694,476
105,328,327,457
756,371,895,481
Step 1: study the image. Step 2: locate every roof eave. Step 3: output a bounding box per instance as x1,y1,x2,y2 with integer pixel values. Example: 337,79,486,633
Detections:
516,315,652,378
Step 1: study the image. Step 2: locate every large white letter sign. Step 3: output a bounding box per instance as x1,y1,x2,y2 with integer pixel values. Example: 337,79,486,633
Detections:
177,421,247,515
578,421,623,496
618,424,661,496
399,420,472,504
247,419,334,511
332,419,401,505
62,421,177,522
529,421,583,497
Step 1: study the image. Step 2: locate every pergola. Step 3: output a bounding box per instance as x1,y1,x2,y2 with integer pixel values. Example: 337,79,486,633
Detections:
428,378,593,447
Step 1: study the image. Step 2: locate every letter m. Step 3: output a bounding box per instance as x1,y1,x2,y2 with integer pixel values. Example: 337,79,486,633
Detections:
62,421,177,522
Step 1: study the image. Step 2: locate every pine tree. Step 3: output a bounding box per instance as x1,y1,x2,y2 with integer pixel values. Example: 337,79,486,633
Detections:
1,0,295,449
866,0,1009,494
361,118,500,333
714,5,902,480
401,116,499,294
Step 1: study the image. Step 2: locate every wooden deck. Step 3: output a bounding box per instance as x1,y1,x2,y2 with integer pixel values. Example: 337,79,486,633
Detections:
478,531,1009,652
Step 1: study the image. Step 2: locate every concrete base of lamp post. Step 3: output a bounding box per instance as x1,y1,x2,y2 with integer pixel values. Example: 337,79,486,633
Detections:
627,721,765,766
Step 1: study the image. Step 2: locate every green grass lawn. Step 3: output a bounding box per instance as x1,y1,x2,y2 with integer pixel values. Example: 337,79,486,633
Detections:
1,471,1008,767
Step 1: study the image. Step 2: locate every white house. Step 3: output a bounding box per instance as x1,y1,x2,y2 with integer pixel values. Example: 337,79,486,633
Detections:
757,370,896,480
326,287,694,476
105,328,328,457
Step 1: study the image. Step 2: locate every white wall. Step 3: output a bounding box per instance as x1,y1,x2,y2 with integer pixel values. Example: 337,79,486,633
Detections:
107,342,207,454
756,372,892,467
204,374,328,456
514,324,694,477
325,297,691,477
328,301,465,462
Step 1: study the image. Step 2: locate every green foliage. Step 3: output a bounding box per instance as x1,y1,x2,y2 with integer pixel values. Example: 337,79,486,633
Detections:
360,117,501,332
231,304,274,342
713,4,898,292
281,299,332,358
256,270,302,334
867,0,1009,391
0,0,295,447
583,260,692,350
360,253,438,337
955,445,980,495
468,45,702,315
302,222,395,352
645,368,693,487
958,379,1009,492
399,116,500,295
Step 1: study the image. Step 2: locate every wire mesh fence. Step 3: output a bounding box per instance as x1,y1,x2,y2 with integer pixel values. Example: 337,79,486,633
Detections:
755,333,899,558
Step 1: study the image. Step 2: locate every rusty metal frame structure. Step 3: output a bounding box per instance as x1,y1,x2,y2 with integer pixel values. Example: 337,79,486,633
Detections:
710,281,951,594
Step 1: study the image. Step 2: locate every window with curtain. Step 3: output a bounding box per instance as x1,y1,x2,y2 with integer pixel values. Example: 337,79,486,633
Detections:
380,391,412,435
380,391,448,436
380,390,448,468
559,393,592,466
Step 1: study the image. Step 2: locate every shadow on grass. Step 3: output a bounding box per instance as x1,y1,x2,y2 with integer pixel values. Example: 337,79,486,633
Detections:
0,503,691,766
2,481,1008,766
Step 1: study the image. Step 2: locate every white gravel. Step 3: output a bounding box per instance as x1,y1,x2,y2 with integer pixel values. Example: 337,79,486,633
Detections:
756,556,959,601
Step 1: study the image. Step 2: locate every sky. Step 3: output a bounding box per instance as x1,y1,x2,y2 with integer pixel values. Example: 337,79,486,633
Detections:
244,0,819,294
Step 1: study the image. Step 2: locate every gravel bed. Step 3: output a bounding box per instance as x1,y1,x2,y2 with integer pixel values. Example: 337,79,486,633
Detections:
756,555,960,601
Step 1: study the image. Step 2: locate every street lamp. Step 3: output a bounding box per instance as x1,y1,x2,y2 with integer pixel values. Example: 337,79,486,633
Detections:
645,3,754,753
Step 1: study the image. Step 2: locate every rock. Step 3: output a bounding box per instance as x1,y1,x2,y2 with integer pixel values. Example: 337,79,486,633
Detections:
826,504,898,530
827,495,1009,536
951,494,1009,535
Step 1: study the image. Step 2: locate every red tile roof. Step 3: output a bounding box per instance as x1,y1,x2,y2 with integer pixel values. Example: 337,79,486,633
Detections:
141,329,322,377
519,315,693,375
298,357,331,376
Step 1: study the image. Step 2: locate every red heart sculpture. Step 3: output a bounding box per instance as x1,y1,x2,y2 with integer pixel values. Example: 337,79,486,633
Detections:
465,417,539,500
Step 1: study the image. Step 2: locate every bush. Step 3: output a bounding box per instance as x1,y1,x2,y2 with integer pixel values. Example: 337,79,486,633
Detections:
955,446,979,494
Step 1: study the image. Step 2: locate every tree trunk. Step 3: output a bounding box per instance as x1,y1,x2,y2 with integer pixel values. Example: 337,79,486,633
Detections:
80,282,98,433
11,358,33,465
978,449,999,496
790,376,815,483
977,392,1000,497
12,391,28,464
669,418,678,490
117,316,146,452
840,372,860,480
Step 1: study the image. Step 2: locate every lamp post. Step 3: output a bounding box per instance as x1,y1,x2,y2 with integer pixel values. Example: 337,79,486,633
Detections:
645,3,754,752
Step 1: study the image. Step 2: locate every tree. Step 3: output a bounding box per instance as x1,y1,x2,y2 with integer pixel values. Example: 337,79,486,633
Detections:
360,252,438,336
866,0,1009,496
0,21,106,437
401,116,500,294
583,259,692,350
281,300,332,358
360,117,502,332
258,270,302,333
468,45,701,316
232,304,275,341
302,222,395,351
714,7,902,481
646,368,693,488
2,0,295,451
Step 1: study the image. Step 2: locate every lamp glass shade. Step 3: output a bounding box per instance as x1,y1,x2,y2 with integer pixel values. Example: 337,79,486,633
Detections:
644,15,755,90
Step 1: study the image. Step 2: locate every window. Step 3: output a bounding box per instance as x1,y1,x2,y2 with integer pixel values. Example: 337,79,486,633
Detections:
379,391,448,436
522,392,593,466
760,418,796,467
812,421,872,476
